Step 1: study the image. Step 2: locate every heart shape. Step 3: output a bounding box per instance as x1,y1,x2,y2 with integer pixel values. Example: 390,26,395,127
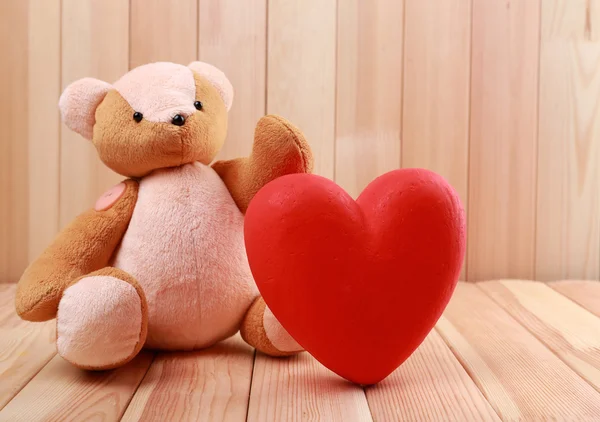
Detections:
244,169,466,385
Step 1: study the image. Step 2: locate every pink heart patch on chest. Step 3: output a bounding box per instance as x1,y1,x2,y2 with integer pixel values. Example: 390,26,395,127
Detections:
244,169,466,385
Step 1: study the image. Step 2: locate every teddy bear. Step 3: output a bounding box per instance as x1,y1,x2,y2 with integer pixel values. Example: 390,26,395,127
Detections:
14,61,311,370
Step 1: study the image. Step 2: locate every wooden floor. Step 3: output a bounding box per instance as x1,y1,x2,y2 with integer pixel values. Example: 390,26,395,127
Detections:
0,280,599,421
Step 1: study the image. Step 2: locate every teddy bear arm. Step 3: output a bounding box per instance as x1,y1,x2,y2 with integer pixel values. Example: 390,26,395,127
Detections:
15,180,139,322
212,115,313,213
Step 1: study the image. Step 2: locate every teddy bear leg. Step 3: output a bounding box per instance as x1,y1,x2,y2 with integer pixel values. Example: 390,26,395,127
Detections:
56,267,148,370
240,297,304,357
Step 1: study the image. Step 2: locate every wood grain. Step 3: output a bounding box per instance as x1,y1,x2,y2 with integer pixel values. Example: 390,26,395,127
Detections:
0,353,153,422
267,0,337,179
0,284,56,410
366,329,499,421
536,0,600,281
60,0,128,227
437,282,600,420
0,0,29,283
247,352,372,422
198,0,267,161
480,280,600,391
122,335,254,422
27,0,61,262
335,0,403,198
130,0,198,69
402,0,471,279
550,280,600,317
467,0,541,281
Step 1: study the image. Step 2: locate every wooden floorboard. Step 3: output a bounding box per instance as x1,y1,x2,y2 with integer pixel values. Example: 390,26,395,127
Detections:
0,353,153,422
550,280,600,317
0,284,56,410
122,335,254,422
1,281,600,421
436,282,600,421
366,329,500,421
479,280,600,393
247,350,372,422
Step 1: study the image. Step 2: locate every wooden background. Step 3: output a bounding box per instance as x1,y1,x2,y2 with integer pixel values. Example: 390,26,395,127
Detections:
0,0,598,283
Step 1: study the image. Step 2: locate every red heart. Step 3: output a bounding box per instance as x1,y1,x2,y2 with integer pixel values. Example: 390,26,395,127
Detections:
244,169,466,385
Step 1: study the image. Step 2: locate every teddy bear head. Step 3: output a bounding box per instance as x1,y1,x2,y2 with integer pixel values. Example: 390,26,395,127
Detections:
59,61,233,177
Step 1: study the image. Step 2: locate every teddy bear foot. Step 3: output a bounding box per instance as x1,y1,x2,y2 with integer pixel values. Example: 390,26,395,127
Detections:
56,267,148,370
240,297,304,357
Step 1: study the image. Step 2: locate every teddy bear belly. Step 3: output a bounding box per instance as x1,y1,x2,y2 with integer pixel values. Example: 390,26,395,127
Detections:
111,162,259,350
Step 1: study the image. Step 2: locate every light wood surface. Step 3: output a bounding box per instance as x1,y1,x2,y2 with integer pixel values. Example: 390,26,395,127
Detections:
122,336,254,422
480,280,600,392
467,0,541,281
267,0,337,179
60,0,128,227
247,351,372,422
1,281,600,420
401,0,471,280
437,282,600,421
335,0,403,199
366,329,499,422
0,0,29,284
130,0,198,69
536,0,600,281
2,0,600,283
198,0,267,161
0,284,56,410
27,0,61,262
550,280,600,317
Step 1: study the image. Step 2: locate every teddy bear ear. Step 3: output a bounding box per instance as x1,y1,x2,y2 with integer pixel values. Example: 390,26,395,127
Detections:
187,61,234,111
59,77,113,140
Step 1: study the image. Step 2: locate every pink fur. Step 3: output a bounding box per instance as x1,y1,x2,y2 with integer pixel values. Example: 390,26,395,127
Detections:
114,62,197,123
263,306,303,352
57,276,142,367
188,61,234,111
59,77,112,140
112,163,259,350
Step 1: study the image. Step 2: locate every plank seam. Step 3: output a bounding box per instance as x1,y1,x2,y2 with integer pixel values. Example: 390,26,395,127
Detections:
0,351,57,412
118,352,157,421
465,0,474,282
244,349,257,422
474,281,600,395
432,324,503,421
533,0,543,281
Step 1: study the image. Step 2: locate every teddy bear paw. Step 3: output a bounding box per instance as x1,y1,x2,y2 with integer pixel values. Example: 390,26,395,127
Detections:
56,268,148,370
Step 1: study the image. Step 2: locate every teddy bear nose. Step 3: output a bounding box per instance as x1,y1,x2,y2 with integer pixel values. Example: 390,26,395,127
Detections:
171,114,186,126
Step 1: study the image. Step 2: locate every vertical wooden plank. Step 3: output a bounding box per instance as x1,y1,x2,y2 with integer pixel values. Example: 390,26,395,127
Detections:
60,0,128,227
27,0,61,261
198,0,266,160
130,0,198,69
402,0,471,279
267,0,336,179
536,0,600,281
335,0,403,198
467,0,541,281
247,352,372,422
0,1,29,282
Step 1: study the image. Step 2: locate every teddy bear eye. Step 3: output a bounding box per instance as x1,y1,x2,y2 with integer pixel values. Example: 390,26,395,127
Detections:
133,112,143,123
194,101,203,110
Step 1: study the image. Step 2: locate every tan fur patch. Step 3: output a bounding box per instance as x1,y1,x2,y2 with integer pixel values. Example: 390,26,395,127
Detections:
15,180,139,322
212,115,314,213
